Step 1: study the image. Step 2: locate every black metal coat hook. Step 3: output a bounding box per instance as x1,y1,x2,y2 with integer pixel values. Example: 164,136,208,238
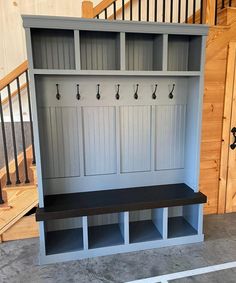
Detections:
169,83,175,99
76,84,80,100
134,84,139,100
230,127,236,150
116,84,120,100
96,84,101,100
56,84,60,100
152,84,158,99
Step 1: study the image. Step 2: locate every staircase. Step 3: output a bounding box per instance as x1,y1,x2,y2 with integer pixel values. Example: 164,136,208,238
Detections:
1,1,236,243
0,62,38,242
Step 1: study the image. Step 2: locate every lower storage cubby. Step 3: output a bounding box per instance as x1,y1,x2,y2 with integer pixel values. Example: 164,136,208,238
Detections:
129,209,164,243
88,213,125,249
168,204,199,238
44,217,84,255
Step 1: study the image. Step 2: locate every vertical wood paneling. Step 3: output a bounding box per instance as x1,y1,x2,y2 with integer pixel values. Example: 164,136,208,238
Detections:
155,104,186,170
129,210,151,221
39,107,80,178
38,108,54,178
83,106,116,176
88,213,118,226
120,106,151,173
31,29,75,69
80,31,119,70
126,34,154,70
168,35,189,71
46,217,82,231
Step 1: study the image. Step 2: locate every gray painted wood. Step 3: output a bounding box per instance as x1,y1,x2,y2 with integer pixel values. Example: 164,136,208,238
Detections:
82,106,116,176
125,34,162,71
74,30,81,70
152,208,165,237
45,217,82,232
38,106,80,179
88,213,119,227
22,16,209,36
168,206,183,218
168,35,201,71
24,17,208,264
80,31,120,70
120,33,126,71
33,69,201,76
120,106,151,173
184,77,200,190
183,204,199,232
155,104,186,170
31,29,75,69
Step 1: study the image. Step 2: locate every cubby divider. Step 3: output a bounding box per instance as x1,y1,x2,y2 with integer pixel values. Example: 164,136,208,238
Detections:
167,204,200,239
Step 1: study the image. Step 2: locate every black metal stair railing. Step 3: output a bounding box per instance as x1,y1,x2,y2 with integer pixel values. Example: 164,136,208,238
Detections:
95,0,236,25
0,63,36,204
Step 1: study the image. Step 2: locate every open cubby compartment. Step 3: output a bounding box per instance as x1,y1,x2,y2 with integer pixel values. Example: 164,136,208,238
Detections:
125,33,163,71
167,204,200,239
88,212,125,249
129,209,165,243
168,35,202,71
80,31,120,70
44,217,84,255
31,29,75,70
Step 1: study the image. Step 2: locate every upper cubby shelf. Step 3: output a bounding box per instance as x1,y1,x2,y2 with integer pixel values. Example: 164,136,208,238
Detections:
168,35,202,71
30,27,202,74
80,31,120,70
125,33,163,71
31,29,75,70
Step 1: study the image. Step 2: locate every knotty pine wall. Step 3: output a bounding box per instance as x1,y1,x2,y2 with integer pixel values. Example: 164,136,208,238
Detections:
200,29,228,214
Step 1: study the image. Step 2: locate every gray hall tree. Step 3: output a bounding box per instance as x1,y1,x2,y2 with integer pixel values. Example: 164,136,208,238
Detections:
23,15,208,264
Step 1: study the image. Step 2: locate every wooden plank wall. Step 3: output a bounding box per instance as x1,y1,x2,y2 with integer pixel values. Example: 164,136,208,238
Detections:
200,28,228,214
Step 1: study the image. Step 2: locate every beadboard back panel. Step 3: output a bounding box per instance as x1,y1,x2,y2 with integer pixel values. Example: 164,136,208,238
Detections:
83,106,117,176
155,104,186,170
80,31,120,70
38,106,80,179
120,105,151,173
31,29,75,69
34,75,197,195
125,34,163,71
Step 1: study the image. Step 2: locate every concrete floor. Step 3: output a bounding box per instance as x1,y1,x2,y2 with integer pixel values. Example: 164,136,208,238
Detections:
1,213,236,283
